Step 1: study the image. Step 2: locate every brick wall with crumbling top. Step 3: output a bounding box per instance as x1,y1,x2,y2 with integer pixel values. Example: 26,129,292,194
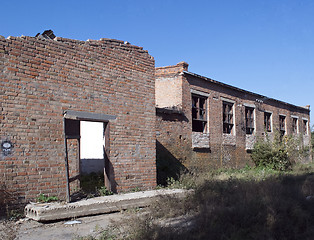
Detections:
0,35,156,205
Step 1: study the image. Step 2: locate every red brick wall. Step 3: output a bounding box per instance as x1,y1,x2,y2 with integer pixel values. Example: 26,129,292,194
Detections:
156,62,311,180
0,35,156,204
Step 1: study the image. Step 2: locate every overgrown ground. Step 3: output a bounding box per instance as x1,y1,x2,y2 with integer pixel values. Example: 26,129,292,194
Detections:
2,163,314,240
103,163,314,240
118,131,314,240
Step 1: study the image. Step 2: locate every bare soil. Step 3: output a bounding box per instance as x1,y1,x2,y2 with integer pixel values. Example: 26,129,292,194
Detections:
0,212,127,240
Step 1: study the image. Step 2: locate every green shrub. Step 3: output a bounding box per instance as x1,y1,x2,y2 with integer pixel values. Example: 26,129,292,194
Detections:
251,131,307,171
97,186,113,196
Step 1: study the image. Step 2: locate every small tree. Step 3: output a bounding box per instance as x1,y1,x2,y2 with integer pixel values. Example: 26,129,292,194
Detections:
251,131,307,171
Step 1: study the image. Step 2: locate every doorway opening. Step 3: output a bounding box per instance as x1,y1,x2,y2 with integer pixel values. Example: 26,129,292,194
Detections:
63,111,115,202
80,121,107,196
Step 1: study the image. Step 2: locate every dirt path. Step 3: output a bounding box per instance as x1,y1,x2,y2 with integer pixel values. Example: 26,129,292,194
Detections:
1,212,127,240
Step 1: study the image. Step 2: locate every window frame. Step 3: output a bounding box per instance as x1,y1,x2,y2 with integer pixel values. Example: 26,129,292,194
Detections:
264,112,272,132
291,116,298,134
222,101,234,134
192,93,208,133
279,115,286,136
245,107,255,135
302,118,308,135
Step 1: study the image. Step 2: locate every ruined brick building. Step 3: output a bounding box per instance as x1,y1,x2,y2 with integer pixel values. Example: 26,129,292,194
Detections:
0,33,311,207
0,33,156,206
156,62,311,183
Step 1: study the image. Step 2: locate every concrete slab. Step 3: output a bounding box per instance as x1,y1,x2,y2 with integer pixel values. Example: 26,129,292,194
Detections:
25,189,191,222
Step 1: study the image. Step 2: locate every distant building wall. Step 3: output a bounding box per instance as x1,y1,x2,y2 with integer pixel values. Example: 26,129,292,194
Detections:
156,62,311,181
0,35,156,205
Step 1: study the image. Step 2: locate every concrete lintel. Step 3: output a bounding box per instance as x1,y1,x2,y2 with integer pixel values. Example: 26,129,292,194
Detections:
25,189,191,222
64,110,116,122
221,97,235,104
243,103,255,108
191,89,210,97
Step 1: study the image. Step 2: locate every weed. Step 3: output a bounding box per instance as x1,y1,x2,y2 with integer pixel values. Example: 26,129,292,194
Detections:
73,227,117,240
131,187,141,192
154,185,163,190
97,186,113,196
37,193,58,203
166,177,179,188
97,229,117,240
6,209,23,221
166,175,195,189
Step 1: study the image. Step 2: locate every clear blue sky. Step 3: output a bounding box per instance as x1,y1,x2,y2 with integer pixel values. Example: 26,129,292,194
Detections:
1,0,313,125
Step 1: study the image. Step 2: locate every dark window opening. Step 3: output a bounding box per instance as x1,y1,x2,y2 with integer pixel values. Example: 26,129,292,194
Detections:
292,118,298,134
279,115,286,136
303,119,308,135
192,94,207,132
264,112,272,132
245,107,254,135
223,102,234,134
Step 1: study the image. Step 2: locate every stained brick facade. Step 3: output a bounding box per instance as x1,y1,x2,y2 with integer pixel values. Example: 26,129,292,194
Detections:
0,33,312,207
0,35,156,206
156,62,311,181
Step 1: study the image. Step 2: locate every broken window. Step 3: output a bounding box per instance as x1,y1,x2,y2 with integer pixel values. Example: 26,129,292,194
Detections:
245,107,254,135
192,94,207,132
292,117,298,134
264,112,272,132
279,115,286,136
223,102,234,134
302,119,308,135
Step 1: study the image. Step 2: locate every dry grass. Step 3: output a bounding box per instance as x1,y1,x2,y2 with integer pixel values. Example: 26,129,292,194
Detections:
121,163,314,240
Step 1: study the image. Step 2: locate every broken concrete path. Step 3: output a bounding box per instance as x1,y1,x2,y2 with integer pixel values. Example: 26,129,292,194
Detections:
25,189,191,221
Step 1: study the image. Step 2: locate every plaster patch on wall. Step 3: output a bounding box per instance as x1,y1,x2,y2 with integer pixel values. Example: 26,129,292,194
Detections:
192,132,210,148
303,135,310,146
246,135,256,150
222,134,236,146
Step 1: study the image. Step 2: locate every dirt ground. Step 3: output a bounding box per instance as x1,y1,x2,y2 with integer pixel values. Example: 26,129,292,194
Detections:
0,211,128,240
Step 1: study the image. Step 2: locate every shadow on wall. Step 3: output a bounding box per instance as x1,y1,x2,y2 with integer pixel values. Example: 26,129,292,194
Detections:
104,151,117,193
80,159,105,175
0,184,19,217
156,140,187,186
156,108,189,123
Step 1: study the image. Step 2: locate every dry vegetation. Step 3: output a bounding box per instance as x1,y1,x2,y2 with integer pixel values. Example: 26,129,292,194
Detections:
119,163,314,240
72,161,314,240
76,131,314,239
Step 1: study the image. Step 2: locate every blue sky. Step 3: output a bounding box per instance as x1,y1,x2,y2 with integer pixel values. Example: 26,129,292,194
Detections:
1,0,313,125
